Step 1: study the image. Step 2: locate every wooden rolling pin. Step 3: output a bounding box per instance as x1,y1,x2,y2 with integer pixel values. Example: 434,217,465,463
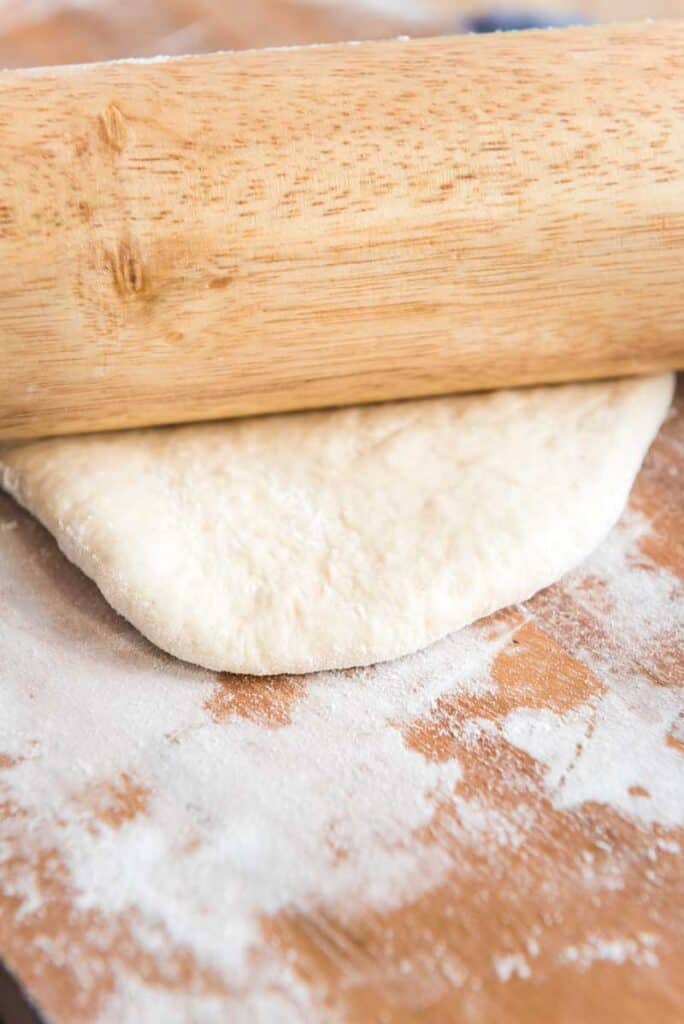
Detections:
1,20,684,440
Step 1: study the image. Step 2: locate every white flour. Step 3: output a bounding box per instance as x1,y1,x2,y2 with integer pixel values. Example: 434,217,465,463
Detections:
503,510,683,828
559,933,660,969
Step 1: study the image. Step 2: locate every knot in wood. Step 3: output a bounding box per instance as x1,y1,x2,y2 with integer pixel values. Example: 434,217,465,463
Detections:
109,240,147,299
99,102,127,153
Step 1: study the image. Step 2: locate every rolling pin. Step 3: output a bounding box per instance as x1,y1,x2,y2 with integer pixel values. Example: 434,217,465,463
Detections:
1,19,683,441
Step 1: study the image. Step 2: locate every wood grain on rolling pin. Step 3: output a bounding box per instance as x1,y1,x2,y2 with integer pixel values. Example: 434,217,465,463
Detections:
1,21,684,440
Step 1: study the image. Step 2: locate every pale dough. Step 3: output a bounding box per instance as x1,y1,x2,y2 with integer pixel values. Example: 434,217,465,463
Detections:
0,374,673,675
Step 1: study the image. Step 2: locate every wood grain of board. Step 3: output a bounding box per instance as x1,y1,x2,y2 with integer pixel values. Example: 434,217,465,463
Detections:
0,4,683,1024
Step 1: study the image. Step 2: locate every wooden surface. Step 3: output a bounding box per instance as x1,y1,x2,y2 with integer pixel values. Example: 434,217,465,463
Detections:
3,24,684,440
1,387,682,1024
1,4,683,1024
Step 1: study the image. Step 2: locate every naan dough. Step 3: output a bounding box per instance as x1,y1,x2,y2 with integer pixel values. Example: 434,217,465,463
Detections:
0,374,673,675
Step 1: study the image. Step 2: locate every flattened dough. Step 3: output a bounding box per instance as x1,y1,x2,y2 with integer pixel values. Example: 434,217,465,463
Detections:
0,374,673,675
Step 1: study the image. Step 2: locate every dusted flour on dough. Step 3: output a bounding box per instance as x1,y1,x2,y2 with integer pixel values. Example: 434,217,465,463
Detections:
0,374,673,674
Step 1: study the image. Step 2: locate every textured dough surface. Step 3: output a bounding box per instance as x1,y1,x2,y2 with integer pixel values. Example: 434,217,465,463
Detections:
0,374,673,675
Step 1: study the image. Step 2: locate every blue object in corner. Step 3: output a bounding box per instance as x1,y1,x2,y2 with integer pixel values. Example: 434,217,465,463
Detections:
461,9,593,33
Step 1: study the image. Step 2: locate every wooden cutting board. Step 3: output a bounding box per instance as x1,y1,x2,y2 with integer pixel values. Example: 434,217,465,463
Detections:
1,4,683,1023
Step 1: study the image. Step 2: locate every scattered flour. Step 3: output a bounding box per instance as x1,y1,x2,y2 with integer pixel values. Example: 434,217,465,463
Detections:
0,440,681,1019
501,686,683,827
492,953,532,982
559,933,660,970
503,510,684,829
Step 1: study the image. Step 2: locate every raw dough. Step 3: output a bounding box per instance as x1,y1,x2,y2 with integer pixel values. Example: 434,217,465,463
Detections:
0,374,673,675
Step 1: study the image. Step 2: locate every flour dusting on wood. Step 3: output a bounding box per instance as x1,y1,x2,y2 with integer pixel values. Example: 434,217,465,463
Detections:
1,396,682,1022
